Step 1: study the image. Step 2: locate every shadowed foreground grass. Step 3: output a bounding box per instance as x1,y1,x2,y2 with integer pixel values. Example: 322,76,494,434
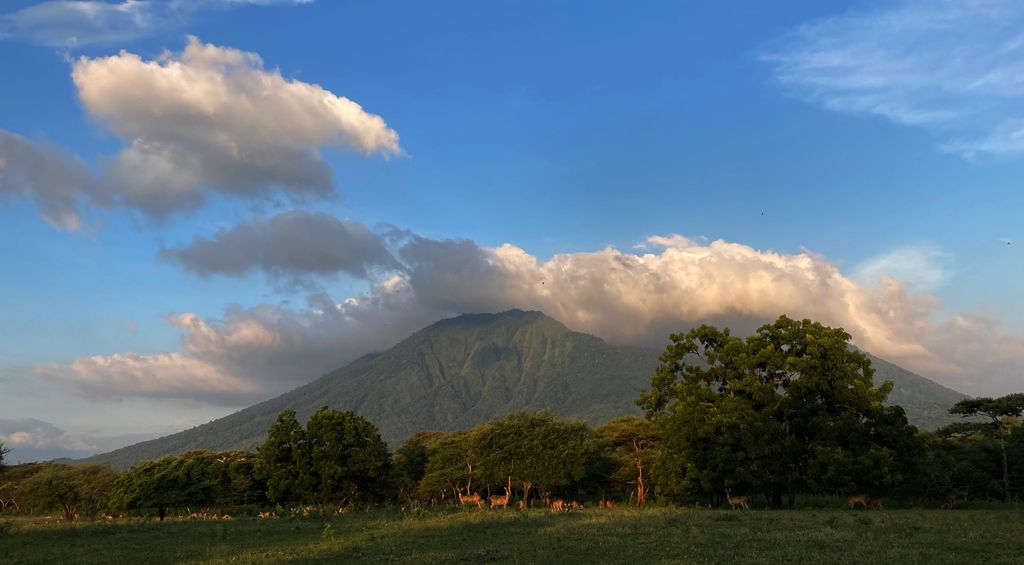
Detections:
2,508,1023,564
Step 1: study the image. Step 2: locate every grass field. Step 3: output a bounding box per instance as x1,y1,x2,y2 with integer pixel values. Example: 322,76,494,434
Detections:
2,507,1023,564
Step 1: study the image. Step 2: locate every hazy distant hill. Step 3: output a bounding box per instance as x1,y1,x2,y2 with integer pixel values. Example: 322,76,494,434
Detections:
87,310,967,469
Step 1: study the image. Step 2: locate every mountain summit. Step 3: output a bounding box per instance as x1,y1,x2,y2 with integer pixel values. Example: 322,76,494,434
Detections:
88,310,966,468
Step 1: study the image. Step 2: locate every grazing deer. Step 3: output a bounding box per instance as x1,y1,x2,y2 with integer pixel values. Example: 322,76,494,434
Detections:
258,511,276,519
483,487,507,509
845,494,867,509
599,499,616,509
724,489,749,510
943,495,956,510
569,500,583,510
549,498,566,512
221,514,232,521
866,496,883,510
456,485,485,509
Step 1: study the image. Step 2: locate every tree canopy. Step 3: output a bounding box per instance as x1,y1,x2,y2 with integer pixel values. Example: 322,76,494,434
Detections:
638,315,920,507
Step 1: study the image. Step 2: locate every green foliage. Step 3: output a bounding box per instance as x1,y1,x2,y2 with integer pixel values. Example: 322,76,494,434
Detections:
305,407,392,505
0,440,8,470
639,316,920,507
257,408,391,506
19,464,117,519
112,451,263,516
939,393,1024,501
595,417,658,503
474,412,596,501
257,410,310,504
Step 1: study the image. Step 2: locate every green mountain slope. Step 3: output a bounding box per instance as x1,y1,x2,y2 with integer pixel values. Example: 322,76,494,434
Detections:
87,310,968,469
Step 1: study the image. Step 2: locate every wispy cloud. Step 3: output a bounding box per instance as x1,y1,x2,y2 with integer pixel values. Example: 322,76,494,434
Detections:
0,0,311,48
853,244,949,292
764,0,1024,157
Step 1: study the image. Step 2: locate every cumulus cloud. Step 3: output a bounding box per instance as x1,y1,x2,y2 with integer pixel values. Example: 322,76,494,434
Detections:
0,0,312,47
764,0,1024,157
69,36,400,217
0,130,103,230
35,352,262,405
40,228,1024,404
159,211,399,288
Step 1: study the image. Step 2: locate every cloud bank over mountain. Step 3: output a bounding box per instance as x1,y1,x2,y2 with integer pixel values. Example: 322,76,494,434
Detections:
35,214,1024,405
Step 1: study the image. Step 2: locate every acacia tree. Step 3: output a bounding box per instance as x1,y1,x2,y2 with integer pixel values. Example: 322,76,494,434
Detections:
596,417,658,506
22,464,117,520
474,412,595,505
638,315,918,508
418,431,479,502
940,393,1024,502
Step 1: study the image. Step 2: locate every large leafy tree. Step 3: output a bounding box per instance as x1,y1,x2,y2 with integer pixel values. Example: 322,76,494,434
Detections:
258,410,311,504
939,393,1024,502
394,431,447,504
638,315,918,508
418,431,478,501
305,407,392,505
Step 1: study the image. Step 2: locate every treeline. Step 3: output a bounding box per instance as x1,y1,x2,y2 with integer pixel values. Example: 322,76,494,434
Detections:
2,316,1023,518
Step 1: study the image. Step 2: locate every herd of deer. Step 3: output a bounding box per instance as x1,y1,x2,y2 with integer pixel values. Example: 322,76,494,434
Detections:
720,491,960,510
451,478,594,512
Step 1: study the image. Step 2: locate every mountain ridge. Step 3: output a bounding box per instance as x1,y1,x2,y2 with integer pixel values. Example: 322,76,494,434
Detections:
86,310,968,469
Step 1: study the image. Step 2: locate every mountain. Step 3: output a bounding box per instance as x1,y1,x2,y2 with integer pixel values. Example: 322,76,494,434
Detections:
87,310,968,469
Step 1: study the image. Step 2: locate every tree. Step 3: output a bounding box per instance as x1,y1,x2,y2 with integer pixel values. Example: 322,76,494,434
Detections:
418,431,477,502
305,407,392,505
940,393,1024,502
638,316,919,508
112,451,262,519
394,431,447,504
258,410,311,504
595,417,658,505
473,412,595,505
0,439,9,471
21,464,117,520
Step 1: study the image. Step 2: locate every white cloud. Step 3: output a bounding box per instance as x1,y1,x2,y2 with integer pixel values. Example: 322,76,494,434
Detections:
0,0,312,47
35,352,262,405
38,229,1024,403
764,0,1024,157
70,36,400,217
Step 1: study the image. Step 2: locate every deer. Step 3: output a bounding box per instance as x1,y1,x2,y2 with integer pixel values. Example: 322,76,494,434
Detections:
456,484,485,509
724,489,749,510
489,478,512,510
942,495,956,510
845,494,867,509
866,496,883,510
549,498,566,512
599,499,616,509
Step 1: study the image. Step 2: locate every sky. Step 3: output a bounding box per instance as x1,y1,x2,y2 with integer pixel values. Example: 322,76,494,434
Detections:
2,0,1023,462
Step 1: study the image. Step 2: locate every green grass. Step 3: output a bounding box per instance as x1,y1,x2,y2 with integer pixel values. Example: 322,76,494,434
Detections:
2,508,1023,564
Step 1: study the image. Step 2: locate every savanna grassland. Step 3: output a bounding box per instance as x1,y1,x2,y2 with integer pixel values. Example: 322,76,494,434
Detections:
2,507,1023,565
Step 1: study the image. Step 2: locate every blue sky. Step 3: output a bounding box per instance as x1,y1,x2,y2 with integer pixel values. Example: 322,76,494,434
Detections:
1,0,1023,461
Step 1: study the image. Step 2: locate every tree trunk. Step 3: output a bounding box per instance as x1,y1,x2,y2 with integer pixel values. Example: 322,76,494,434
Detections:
521,481,532,507
636,459,646,507
1000,434,1011,503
